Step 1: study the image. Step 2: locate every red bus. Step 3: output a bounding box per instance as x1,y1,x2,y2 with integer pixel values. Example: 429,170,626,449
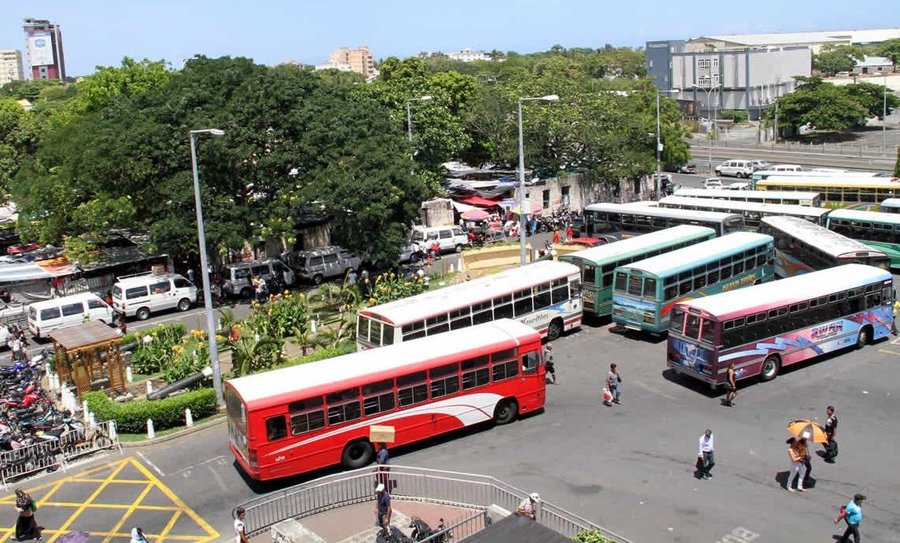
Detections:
225,319,546,480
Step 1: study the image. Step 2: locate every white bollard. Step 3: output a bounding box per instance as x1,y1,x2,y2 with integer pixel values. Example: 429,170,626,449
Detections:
146,380,153,395
108,422,117,441
311,319,317,334
88,412,96,427
82,400,89,415
185,408,194,428
146,419,155,439
126,366,133,383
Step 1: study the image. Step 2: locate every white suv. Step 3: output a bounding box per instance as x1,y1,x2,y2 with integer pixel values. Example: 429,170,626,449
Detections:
411,226,469,253
703,178,724,189
715,159,755,178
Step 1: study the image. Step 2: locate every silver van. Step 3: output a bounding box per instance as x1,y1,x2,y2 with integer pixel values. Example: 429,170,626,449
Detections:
28,293,114,338
286,246,361,285
111,273,197,320
223,259,296,299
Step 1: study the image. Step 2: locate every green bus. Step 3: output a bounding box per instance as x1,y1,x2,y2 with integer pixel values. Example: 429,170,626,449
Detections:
826,208,900,268
560,225,716,318
612,232,775,333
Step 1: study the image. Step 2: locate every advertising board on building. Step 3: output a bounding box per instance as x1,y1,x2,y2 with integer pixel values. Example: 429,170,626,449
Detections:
26,32,54,67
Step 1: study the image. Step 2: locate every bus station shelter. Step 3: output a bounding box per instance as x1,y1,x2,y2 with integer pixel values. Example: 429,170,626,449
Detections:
49,321,126,398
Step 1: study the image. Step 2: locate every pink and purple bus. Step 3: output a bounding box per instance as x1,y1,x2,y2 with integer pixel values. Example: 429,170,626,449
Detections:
667,264,894,388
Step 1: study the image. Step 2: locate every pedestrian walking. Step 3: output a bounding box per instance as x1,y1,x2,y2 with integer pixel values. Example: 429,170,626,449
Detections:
565,224,574,243
130,527,148,543
186,268,195,284
375,483,392,536
375,443,390,488
823,405,838,463
835,493,865,543
552,230,561,245
697,429,715,479
516,492,540,520
14,489,40,541
543,343,556,384
722,361,737,407
606,363,621,405
234,507,248,543
786,437,808,492
8,334,23,363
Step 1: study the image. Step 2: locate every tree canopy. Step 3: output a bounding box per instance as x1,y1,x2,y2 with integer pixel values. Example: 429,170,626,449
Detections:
775,77,899,132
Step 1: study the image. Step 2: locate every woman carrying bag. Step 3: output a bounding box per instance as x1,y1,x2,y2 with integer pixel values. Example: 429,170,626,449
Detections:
14,489,40,541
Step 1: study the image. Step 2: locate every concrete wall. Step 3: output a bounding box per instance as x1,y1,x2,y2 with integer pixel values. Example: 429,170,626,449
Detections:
514,173,654,211
421,198,455,227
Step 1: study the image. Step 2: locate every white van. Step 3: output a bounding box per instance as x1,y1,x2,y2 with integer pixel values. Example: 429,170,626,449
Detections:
411,226,469,253
111,273,197,320
714,159,755,178
28,293,114,339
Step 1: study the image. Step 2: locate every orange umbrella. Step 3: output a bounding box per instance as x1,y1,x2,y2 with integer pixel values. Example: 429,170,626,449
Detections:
787,419,828,444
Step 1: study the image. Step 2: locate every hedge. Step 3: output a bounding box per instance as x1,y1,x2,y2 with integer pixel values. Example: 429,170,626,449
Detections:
84,388,217,434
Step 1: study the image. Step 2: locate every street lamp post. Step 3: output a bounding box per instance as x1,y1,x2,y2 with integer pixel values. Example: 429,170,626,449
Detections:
517,94,559,265
189,128,226,407
656,88,681,199
883,73,888,156
692,84,720,173
406,95,432,161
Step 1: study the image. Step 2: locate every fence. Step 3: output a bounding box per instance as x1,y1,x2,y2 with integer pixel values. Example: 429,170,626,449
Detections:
234,464,631,542
420,508,487,542
0,420,121,490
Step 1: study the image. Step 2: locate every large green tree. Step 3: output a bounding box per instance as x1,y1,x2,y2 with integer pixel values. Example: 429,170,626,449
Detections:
775,77,898,132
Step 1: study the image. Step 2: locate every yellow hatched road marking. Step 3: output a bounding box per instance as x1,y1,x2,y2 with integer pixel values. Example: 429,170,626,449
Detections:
47,459,131,543
102,482,155,543
158,510,184,541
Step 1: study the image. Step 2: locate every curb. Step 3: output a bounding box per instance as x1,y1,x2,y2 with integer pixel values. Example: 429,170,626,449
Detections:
120,415,226,448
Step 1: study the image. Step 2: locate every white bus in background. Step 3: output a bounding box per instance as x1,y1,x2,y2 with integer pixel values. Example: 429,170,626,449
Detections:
581,203,744,239
880,198,900,214
658,196,831,229
674,188,823,208
356,260,582,349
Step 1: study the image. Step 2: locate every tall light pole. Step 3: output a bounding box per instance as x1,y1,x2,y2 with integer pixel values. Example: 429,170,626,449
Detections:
406,95,432,161
189,128,226,407
692,84,720,173
883,73,888,156
656,88,681,199
517,94,559,265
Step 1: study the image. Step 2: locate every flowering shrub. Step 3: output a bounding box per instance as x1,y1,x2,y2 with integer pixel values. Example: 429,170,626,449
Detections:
163,330,211,384
365,272,428,306
245,291,309,341
130,323,186,375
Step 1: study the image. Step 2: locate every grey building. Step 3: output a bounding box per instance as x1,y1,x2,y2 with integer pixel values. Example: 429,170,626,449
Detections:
647,40,811,120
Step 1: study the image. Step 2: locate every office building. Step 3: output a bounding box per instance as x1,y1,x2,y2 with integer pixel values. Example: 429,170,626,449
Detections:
0,50,25,86
685,28,900,55
326,46,375,78
23,18,66,80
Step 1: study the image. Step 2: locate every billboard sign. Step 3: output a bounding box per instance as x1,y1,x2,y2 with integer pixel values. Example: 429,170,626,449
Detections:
26,32,54,67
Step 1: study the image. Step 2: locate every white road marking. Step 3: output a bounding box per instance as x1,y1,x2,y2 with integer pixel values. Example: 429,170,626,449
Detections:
716,527,759,543
136,451,165,476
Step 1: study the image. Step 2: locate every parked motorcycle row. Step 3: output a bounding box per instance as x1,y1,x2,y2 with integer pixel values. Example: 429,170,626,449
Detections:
0,349,104,484
377,517,451,543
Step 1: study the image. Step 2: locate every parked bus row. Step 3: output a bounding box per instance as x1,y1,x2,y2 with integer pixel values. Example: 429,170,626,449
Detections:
751,174,900,207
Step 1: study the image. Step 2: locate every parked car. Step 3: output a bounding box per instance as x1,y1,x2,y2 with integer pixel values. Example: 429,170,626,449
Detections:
28,293,115,338
567,237,607,248
223,259,296,299
111,273,197,321
726,182,751,191
285,246,362,285
703,178,724,189
410,226,469,254
714,159,756,178
678,163,698,174
751,160,771,171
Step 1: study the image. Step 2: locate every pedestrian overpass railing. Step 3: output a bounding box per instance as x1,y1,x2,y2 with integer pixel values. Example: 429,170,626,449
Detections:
233,464,632,542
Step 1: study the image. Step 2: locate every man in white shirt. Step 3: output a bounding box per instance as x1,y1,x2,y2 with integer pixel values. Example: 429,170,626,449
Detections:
234,507,248,543
698,429,715,479
516,492,540,520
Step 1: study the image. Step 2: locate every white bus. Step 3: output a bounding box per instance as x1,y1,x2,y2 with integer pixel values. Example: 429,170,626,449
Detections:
880,198,900,213
581,203,744,239
759,216,889,277
356,260,581,349
658,196,831,229
673,188,823,208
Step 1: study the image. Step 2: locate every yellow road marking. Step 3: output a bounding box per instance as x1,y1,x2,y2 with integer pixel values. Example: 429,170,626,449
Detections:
47,459,131,543
878,348,900,356
37,501,178,511
102,482,155,543
158,510,184,541
68,478,150,484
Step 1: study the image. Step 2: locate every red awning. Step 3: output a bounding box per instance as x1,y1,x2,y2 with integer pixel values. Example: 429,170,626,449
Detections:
458,196,502,208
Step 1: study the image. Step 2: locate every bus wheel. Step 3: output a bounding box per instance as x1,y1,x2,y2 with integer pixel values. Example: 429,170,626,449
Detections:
494,399,518,425
856,326,871,349
547,318,564,341
341,440,374,469
760,355,780,381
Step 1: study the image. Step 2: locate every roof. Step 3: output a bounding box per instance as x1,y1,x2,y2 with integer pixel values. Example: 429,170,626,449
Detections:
617,232,771,277
677,264,891,320
462,513,572,543
659,196,830,219
561,225,715,264
827,208,900,225
227,319,539,410
675,189,823,201
880,198,900,208
49,320,123,352
360,260,579,325
114,272,181,286
856,55,894,67
759,178,899,188
459,195,503,208
761,216,884,257
690,28,900,47
584,202,741,222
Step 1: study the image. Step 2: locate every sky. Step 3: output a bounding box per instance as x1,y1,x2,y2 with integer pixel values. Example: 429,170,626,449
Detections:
4,0,896,77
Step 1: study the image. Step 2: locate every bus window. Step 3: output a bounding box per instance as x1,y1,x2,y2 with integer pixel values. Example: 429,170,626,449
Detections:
551,279,569,304
398,372,428,406
326,388,361,425
363,380,396,416
614,273,627,292
491,348,519,381
266,415,288,442
643,278,657,299
290,397,326,435
627,275,642,296
493,295,513,319
473,301,493,325
450,308,472,330
583,265,596,284
699,319,717,346
669,308,685,334
382,324,395,345
522,351,540,375
426,314,449,335
534,283,552,308
684,314,702,339
430,363,460,398
462,355,490,389
513,289,533,317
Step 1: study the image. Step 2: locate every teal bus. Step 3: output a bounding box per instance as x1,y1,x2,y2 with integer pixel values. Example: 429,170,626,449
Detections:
611,232,775,333
658,196,831,230
880,198,900,213
559,225,716,318
825,208,900,268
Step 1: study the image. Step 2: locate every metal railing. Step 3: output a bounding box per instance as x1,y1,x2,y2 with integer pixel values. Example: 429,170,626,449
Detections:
0,420,121,490
419,508,486,542
234,464,631,542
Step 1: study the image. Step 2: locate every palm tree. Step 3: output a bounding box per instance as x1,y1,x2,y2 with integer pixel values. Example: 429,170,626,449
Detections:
292,325,317,357
217,307,240,336
314,319,354,350
231,333,283,376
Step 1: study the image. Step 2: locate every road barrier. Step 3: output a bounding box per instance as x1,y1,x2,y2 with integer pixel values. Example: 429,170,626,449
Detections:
233,464,631,542
0,420,121,490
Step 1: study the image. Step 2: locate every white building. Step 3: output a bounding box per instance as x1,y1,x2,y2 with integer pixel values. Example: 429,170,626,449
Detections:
314,59,352,72
447,48,491,62
685,28,900,54
853,55,894,75
0,49,24,86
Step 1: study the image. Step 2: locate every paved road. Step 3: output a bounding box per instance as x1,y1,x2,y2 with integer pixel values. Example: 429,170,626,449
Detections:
120,283,900,543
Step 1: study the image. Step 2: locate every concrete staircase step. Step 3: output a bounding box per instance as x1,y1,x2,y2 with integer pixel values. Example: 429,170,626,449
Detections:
336,509,412,543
